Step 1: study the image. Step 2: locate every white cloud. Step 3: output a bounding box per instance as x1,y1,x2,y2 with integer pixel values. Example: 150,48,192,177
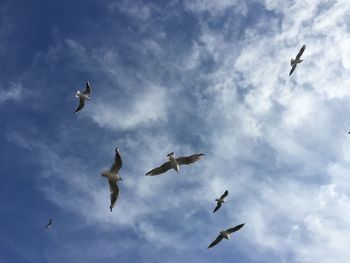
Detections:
0,82,24,103
88,85,169,130
184,0,247,15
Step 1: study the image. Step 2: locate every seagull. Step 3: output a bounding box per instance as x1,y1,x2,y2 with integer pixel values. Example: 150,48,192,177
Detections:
145,152,205,176
75,80,91,113
213,190,228,213
208,223,245,249
46,218,52,230
289,44,306,76
101,147,123,212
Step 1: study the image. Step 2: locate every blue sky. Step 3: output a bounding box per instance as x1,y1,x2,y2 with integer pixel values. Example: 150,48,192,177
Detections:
2,0,350,262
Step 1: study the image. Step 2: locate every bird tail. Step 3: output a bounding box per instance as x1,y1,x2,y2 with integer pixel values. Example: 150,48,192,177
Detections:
76,90,81,98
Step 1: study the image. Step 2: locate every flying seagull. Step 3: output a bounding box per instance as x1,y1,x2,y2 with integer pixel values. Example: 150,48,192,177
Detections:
208,223,245,249
75,80,91,113
46,218,52,230
145,152,205,176
289,44,306,76
213,190,228,213
101,147,123,212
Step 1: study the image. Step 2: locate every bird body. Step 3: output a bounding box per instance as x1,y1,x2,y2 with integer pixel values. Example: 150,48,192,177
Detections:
208,223,245,249
101,171,122,181
213,190,228,213
219,230,230,240
76,90,90,100
75,81,92,113
146,152,205,176
289,44,306,76
215,197,225,203
168,152,180,173
101,147,123,212
46,218,52,230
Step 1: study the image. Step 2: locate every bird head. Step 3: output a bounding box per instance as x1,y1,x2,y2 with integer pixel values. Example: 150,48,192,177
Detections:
167,152,174,157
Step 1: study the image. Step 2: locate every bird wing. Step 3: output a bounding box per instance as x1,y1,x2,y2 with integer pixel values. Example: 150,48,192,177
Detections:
220,190,228,199
226,223,245,234
47,218,52,227
109,180,119,209
296,45,306,60
289,64,297,76
213,202,222,213
208,234,224,249
176,153,205,165
75,97,85,113
110,148,122,173
82,81,91,95
146,161,172,176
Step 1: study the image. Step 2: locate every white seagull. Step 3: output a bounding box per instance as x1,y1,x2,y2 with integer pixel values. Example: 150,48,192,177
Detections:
101,147,123,212
75,80,91,113
213,190,228,213
145,152,205,176
46,218,52,230
208,223,245,249
289,44,306,76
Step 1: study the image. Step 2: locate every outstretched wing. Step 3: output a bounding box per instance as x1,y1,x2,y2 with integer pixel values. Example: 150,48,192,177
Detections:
296,45,306,60
213,202,222,213
208,235,223,249
220,190,228,199
226,223,245,234
109,180,119,211
289,64,297,76
176,153,205,165
110,147,122,173
146,161,172,176
82,81,91,95
75,97,85,113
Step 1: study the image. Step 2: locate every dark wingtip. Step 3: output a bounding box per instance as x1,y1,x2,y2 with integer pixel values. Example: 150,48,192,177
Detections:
167,152,174,157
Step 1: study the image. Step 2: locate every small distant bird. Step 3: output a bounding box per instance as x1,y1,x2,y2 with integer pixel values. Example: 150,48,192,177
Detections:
145,152,205,176
46,218,52,230
289,44,306,76
75,80,91,113
208,223,245,249
101,147,123,212
213,190,228,213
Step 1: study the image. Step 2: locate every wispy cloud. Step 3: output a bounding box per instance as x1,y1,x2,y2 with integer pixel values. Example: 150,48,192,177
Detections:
0,82,25,103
